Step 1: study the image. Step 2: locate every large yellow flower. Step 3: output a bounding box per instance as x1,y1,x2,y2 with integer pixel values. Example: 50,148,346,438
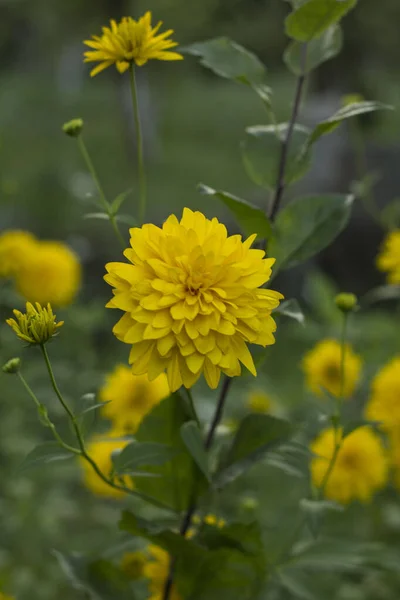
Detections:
99,365,170,433
376,230,400,284
365,357,400,432
143,545,181,600
84,12,183,77
302,339,362,399
80,433,131,499
0,229,37,279
311,427,388,504
15,241,81,307
105,209,283,392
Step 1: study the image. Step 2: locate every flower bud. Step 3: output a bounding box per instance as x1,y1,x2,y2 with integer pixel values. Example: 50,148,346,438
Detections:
2,357,21,374
6,302,64,345
240,496,259,511
335,293,358,313
62,118,84,137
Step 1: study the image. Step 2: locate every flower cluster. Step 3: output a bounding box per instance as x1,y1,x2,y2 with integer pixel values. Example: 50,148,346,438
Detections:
0,230,81,307
311,426,388,504
365,357,400,432
376,229,400,284
105,209,283,392
6,302,63,345
302,339,362,399
84,12,183,77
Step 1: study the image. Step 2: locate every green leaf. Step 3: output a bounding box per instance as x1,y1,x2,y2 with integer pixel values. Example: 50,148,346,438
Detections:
112,441,178,474
274,299,305,325
83,212,110,221
284,25,342,75
300,498,344,516
18,442,73,472
215,415,293,487
183,37,271,106
197,521,264,557
53,551,134,599
116,214,137,226
361,285,400,307
133,393,201,511
198,183,271,240
277,569,320,600
110,189,133,216
381,198,400,229
242,124,312,189
268,194,353,271
342,419,380,438
285,0,357,42
290,538,380,570
180,421,211,482
308,101,392,146
77,393,102,437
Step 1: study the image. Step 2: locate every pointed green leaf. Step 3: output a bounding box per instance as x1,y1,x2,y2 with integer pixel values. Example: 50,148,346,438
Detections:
277,569,320,600
290,538,382,570
112,441,178,474
183,37,271,106
361,284,400,307
180,421,211,482
110,189,133,216
242,124,312,190
285,0,357,42
274,299,305,324
18,442,73,472
284,25,342,75
268,194,353,271
198,184,271,240
83,212,110,221
77,393,102,437
115,214,137,226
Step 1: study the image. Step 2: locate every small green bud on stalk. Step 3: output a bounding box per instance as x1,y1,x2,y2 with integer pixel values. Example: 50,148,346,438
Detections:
335,293,358,313
2,357,21,374
62,118,84,137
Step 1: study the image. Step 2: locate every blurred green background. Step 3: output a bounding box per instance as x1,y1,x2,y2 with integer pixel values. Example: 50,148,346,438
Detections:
1,0,400,598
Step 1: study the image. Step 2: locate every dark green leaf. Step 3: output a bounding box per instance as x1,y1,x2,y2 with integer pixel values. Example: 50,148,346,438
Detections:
197,521,264,557
361,285,400,307
268,194,353,271
381,198,400,229
285,0,357,42
112,441,178,474
183,37,271,106
308,101,392,146
277,569,320,600
53,551,133,599
110,189,133,215
274,299,305,324
215,415,293,487
284,25,342,75
198,183,271,240
133,393,201,511
290,538,381,570
342,419,381,438
83,212,110,221
180,421,211,482
18,442,73,472
242,124,312,189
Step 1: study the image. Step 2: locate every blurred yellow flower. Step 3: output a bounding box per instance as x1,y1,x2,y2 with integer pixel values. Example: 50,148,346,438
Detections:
311,426,388,504
84,12,183,77
15,241,81,307
121,551,147,580
0,593,14,600
302,339,362,398
6,302,63,345
143,545,181,600
0,229,37,279
105,208,283,392
247,390,271,414
376,230,400,284
365,357,400,432
81,434,131,499
99,365,169,433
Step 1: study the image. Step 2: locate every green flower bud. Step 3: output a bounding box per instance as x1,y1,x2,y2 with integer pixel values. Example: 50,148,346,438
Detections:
335,293,358,313
6,302,64,345
240,496,259,511
2,357,21,374
62,118,84,137
341,93,364,107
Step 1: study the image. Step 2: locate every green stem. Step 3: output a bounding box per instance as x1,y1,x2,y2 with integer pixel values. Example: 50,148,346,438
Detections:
129,64,147,224
39,345,172,509
77,136,126,249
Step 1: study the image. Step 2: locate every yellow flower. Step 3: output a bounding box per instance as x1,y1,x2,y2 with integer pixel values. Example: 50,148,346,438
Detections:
80,433,132,499
376,230,400,284
6,302,63,345
99,365,170,433
311,427,388,504
105,208,283,392
143,545,181,600
83,12,183,77
0,594,14,600
302,339,362,399
0,229,37,279
365,357,400,432
15,241,81,307
247,390,271,414
121,551,147,580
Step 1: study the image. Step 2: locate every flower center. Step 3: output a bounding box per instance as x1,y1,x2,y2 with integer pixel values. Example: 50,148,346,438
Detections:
324,363,340,383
